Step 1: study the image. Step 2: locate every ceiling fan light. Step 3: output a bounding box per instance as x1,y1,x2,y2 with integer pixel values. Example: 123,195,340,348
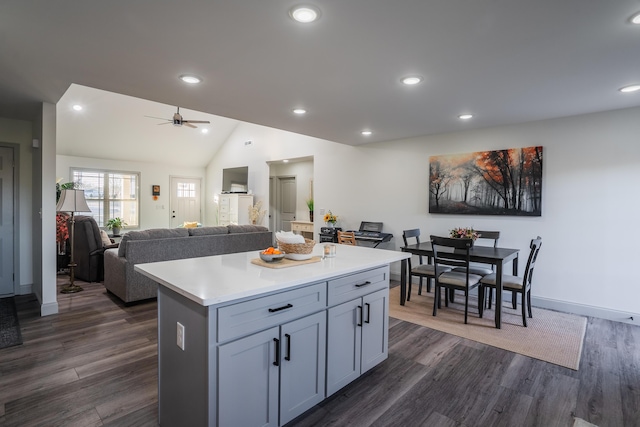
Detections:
619,84,640,93
179,75,202,84
289,5,320,23
401,76,423,86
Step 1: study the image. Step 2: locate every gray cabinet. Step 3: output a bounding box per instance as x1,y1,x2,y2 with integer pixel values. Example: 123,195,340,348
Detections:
218,312,326,426
326,267,389,396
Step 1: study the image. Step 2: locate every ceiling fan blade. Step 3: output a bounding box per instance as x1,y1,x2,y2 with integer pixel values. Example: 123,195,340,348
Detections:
184,122,197,128
183,120,210,124
145,115,171,121
158,122,172,125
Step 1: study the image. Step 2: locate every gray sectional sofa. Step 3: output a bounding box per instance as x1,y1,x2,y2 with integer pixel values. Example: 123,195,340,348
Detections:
103,224,272,303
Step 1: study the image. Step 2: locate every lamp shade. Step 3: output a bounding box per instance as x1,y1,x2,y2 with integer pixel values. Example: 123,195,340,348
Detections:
56,189,91,213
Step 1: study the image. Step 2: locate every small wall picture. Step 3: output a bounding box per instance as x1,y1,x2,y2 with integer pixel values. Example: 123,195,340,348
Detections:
429,146,543,216
152,185,160,196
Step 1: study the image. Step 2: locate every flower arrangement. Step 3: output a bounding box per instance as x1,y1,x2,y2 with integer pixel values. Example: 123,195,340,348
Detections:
323,210,338,224
248,201,266,225
450,227,479,240
56,213,70,244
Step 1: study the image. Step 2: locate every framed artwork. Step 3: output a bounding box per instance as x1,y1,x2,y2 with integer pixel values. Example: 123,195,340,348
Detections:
152,185,160,196
429,146,543,216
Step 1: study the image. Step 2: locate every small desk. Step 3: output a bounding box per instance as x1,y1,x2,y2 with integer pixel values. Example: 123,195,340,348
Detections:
291,221,314,240
401,242,519,329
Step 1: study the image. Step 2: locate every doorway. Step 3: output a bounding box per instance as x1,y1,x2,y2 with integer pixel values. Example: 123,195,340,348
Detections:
169,177,202,228
0,146,15,296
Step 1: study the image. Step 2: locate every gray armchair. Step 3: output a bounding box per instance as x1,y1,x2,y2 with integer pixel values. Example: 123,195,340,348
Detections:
72,215,118,282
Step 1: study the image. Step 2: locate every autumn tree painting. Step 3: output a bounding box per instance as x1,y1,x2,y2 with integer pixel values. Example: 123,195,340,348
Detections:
429,146,543,216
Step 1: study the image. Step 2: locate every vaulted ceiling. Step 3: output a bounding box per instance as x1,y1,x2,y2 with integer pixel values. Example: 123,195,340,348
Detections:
2,0,639,158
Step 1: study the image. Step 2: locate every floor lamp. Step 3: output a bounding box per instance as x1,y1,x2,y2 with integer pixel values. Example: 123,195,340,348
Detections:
56,189,91,294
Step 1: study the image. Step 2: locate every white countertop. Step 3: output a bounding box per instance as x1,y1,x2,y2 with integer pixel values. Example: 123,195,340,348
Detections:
135,244,409,306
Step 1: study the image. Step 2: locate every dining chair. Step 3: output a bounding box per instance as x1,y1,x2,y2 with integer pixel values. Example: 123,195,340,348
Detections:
402,229,451,301
337,231,357,245
430,235,484,324
480,236,542,327
451,230,500,303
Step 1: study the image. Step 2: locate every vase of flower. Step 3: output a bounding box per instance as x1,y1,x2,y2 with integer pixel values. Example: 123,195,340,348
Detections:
323,210,337,228
449,227,478,244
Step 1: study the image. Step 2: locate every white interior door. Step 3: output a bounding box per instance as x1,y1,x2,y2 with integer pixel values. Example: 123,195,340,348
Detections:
278,177,296,232
169,177,201,228
0,146,15,296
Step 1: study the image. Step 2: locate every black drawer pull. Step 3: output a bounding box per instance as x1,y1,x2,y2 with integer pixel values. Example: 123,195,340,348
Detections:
268,303,293,313
355,281,371,288
285,333,291,361
273,338,280,366
365,303,371,324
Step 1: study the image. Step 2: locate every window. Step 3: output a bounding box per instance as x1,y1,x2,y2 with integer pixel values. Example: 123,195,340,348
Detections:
177,182,195,198
71,168,139,228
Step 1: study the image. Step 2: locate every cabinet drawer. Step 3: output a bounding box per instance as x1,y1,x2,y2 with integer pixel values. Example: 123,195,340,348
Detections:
327,266,389,307
293,223,313,232
218,282,327,342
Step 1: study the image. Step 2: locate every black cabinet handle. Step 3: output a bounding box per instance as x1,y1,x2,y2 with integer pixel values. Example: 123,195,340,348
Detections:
355,281,371,288
285,333,291,361
365,303,371,324
273,338,280,366
357,305,363,327
268,303,293,313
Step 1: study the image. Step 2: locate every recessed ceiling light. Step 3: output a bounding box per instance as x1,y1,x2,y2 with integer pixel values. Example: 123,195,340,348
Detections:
630,12,640,24
72,104,83,111
458,114,473,120
179,74,202,84
201,128,209,134
289,5,320,23
619,84,640,93
401,76,423,86
283,159,289,163
293,108,307,115
361,130,372,136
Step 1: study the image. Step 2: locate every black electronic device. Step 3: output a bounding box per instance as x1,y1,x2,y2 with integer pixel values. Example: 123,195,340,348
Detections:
222,166,249,193
348,221,393,247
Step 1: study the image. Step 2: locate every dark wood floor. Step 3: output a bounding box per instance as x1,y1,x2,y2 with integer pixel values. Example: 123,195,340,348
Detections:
1,276,638,427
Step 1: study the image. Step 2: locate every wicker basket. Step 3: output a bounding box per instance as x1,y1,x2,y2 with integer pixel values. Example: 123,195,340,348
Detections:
276,238,315,255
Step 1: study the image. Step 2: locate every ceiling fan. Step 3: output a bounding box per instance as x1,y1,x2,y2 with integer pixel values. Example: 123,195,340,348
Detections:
146,107,210,128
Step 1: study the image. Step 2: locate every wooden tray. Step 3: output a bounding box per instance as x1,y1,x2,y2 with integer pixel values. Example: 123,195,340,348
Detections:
251,256,322,269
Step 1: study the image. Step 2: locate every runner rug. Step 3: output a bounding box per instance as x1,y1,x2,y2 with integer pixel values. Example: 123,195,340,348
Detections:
388,286,586,370
0,297,23,349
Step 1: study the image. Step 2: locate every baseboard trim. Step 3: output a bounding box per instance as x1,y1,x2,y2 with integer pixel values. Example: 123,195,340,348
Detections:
390,272,639,325
531,296,638,325
40,301,59,317
18,283,32,295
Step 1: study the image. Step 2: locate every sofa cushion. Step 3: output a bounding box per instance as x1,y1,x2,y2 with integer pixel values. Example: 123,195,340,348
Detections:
228,224,269,234
100,230,112,246
189,226,229,236
118,228,189,257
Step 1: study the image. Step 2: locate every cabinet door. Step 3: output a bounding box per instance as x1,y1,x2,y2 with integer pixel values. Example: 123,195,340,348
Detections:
361,288,389,374
279,311,327,425
218,327,279,427
326,298,362,396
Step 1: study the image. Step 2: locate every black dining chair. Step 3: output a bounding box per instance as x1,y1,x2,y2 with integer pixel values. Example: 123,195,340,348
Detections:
402,229,451,301
480,236,542,327
430,235,484,324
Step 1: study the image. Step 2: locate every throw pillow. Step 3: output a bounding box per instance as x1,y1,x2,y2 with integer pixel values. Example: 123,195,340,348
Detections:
100,230,112,246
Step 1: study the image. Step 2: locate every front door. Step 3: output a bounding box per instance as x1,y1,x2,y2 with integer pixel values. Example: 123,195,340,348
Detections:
0,146,15,296
278,177,296,232
169,177,201,228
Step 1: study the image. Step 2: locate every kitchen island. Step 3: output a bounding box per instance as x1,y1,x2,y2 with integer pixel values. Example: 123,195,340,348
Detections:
136,244,409,427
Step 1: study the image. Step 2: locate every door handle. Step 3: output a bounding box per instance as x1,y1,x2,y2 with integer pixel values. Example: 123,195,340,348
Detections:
273,338,280,366
365,303,371,324
284,333,291,361
357,305,363,327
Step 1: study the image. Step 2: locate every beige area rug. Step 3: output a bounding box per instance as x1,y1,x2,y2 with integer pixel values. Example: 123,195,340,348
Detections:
389,286,587,370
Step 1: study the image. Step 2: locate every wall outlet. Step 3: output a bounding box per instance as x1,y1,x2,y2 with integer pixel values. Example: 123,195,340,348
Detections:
177,322,185,350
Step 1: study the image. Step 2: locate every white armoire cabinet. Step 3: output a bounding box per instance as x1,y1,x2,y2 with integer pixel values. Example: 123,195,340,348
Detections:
218,194,253,226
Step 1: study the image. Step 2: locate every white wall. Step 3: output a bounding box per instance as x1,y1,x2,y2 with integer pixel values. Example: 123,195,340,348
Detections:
56,155,205,230
207,107,640,321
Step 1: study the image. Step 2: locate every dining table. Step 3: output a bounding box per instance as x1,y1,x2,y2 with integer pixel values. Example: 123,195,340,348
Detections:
400,242,520,329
